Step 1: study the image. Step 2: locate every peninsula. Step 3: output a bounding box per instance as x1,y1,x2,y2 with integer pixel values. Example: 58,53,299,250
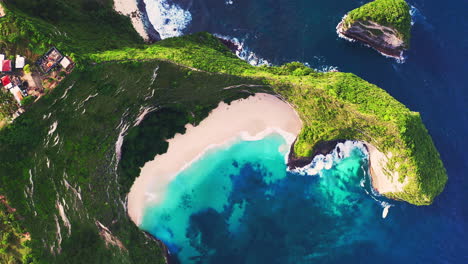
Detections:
337,0,412,60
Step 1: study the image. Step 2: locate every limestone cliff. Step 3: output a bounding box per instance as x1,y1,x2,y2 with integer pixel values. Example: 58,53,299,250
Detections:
337,0,411,60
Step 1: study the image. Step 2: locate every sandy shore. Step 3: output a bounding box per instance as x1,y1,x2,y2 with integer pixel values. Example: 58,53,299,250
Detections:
365,143,407,193
127,93,303,225
113,0,150,41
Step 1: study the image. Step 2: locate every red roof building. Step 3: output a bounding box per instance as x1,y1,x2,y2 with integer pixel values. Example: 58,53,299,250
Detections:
1,60,11,72
1,75,11,86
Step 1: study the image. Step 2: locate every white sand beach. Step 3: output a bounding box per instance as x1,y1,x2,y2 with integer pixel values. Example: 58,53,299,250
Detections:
127,93,303,225
113,0,150,41
366,143,407,193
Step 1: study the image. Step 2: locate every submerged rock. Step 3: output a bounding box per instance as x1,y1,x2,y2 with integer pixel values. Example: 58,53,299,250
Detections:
337,0,411,60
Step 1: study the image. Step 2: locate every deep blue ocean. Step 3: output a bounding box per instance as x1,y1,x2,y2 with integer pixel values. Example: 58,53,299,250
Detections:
140,0,468,263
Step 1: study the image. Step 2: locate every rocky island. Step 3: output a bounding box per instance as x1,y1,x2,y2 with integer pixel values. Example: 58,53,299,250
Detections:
0,0,446,263
337,0,412,60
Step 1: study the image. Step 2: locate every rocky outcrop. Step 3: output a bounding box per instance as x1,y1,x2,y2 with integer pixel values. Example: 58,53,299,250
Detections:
287,139,345,169
337,18,406,60
287,139,408,196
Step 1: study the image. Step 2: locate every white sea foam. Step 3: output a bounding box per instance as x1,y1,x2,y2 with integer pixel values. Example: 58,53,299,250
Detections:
336,15,356,42
172,128,296,178
214,34,270,66
143,0,192,39
410,5,432,30
316,65,339,73
290,141,368,176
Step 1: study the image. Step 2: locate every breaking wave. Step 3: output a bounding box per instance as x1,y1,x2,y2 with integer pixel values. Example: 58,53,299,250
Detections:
214,34,270,66
410,5,433,30
290,141,368,176
143,0,192,39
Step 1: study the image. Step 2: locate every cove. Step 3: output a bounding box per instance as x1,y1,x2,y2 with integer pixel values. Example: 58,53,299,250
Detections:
139,133,387,263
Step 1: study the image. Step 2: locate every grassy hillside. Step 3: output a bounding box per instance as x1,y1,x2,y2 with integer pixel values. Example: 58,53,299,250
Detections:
0,0,446,263
342,0,411,45
91,33,446,206
0,59,266,263
0,0,143,60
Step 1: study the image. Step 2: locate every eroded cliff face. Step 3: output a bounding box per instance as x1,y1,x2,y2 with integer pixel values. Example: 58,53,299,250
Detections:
337,18,407,60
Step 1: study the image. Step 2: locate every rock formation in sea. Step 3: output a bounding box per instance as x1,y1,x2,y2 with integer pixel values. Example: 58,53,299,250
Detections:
337,0,411,60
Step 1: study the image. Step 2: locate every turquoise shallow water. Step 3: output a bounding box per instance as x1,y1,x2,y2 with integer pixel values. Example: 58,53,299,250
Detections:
140,133,389,263
140,0,468,261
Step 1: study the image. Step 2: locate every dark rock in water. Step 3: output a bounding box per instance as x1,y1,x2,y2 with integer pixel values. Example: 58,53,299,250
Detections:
287,139,346,169
216,37,241,53
136,0,162,42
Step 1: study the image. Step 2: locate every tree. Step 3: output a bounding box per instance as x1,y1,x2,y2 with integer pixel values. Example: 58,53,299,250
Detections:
20,96,35,107
23,64,31,74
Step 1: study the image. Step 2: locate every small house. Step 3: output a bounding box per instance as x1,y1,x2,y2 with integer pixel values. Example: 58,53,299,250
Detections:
10,86,24,105
1,75,12,89
15,55,25,69
37,47,64,73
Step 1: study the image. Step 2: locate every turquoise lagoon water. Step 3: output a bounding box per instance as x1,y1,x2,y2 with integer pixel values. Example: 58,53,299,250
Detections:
140,133,389,263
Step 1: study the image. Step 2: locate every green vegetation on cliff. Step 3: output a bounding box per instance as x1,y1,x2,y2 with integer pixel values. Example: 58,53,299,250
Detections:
91,32,446,206
0,0,143,59
0,197,33,263
342,0,411,44
0,0,446,263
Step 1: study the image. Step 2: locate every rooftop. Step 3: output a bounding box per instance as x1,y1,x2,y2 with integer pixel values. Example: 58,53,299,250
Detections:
15,55,25,69
10,86,24,105
1,75,11,87
1,60,11,72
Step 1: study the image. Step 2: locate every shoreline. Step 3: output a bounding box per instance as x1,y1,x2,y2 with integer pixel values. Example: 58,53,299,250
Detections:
113,0,160,42
127,93,303,226
364,143,407,194
288,139,406,194
127,93,406,226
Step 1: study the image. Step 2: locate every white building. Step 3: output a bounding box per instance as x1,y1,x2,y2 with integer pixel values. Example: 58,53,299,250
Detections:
15,55,25,69
10,86,24,105
60,57,71,69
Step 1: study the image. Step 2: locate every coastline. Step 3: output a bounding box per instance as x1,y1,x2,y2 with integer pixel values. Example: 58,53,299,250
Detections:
288,139,406,194
127,93,303,226
365,143,407,194
113,0,160,42
127,93,407,226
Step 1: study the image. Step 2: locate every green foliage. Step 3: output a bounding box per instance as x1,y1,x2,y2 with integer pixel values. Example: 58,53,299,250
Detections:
23,64,31,74
0,59,264,263
96,33,447,206
0,200,33,263
1,0,143,59
344,0,411,45
0,90,17,119
0,1,446,262
119,109,189,193
20,96,34,107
